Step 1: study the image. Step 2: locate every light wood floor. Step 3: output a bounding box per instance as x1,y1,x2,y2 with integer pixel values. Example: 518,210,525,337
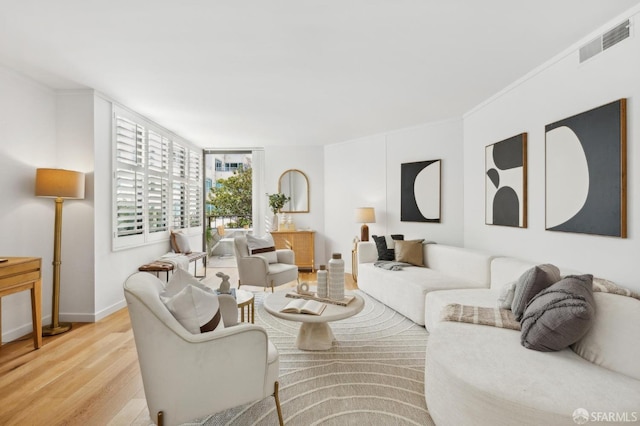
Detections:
0,267,357,426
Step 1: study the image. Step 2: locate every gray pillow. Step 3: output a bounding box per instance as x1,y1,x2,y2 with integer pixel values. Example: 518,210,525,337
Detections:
520,274,595,352
511,264,561,320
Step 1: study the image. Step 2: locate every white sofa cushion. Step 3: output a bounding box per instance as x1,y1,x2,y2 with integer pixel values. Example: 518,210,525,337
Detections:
572,292,640,380
425,244,493,285
425,322,640,426
359,263,487,325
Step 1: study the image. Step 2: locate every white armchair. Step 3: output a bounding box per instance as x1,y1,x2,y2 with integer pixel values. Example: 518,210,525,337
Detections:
234,236,299,292
124,272,284,426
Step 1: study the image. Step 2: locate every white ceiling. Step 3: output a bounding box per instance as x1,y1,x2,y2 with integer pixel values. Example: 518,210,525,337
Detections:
1,1,638,148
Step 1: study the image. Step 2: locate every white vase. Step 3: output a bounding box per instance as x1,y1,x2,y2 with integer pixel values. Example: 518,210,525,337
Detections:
270,213,279,232
317,265,328,298
328,253,345,301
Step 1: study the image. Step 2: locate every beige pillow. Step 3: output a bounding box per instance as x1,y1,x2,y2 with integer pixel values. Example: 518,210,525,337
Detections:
170,231,192,254
394,239,425,266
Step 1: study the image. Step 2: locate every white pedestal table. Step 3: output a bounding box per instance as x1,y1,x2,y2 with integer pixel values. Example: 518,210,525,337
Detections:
263,291,364,350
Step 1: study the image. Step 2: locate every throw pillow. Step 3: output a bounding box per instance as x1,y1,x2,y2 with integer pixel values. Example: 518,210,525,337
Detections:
170,231,192,254
511,264,561,320
520,274,595,352
160,268,225,334
371,234,404,261
246,233,278,264
394,239,425,266
497,281,517,310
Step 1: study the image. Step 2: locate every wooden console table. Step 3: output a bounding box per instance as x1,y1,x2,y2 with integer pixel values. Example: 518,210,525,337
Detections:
271,230,315,271
0,257,42,349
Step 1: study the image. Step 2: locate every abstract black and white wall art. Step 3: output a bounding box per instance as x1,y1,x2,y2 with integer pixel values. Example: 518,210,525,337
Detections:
545,99,627,237
485,133,527,228
401,159,441,223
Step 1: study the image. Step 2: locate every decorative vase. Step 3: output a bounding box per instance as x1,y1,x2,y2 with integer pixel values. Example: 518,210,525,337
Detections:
317,265,328,298
328,253,345,301
270,213,279,232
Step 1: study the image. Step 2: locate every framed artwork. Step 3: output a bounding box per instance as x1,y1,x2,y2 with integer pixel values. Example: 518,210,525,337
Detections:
545,99,627,237
401,159,441,223
485,133,527,228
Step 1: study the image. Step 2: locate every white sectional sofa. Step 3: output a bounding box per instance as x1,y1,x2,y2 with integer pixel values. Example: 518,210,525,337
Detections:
424,257,640,426
358,244,640,425
356,241,494,325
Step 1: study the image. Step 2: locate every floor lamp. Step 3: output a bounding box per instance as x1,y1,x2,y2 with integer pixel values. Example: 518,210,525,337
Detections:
35,168,85,336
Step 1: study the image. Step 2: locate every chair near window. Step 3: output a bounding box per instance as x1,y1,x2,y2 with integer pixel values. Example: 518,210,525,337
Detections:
216,225,235,258
234,236,299,292
124,272,284,426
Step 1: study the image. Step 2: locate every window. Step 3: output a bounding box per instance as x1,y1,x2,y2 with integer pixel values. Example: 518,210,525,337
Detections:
113,107,203,250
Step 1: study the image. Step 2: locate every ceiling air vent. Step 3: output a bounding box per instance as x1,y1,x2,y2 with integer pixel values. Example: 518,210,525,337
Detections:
579,19,630,63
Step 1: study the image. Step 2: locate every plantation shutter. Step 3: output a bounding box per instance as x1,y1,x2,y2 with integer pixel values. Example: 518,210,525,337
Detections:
172,143,187,178
113,106,203,249
148,175,168,233
115,169,145,237
147,130,170,233
115,117,144,166
188,149,202,227
148,131,169,173
172,181,187,229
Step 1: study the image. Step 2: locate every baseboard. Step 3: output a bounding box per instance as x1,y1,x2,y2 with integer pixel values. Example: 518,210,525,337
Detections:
0,317,50,344
59,299,127,323
1,300,128,343
94,299,127,322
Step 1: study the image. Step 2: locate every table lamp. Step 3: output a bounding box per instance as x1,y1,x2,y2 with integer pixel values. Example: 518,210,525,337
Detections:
355,207,376,242
35,168,85,336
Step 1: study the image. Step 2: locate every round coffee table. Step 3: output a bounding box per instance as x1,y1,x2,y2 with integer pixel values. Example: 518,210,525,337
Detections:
263,291,364,350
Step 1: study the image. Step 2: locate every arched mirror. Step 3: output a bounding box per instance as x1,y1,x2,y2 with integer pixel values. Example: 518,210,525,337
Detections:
278,169,309,213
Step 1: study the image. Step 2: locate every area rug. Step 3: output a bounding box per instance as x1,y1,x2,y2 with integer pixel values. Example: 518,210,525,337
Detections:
196,291,434,426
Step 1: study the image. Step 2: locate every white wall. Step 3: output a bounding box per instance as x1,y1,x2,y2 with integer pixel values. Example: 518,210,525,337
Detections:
0,67,58,341
265,146,326,267
463,9,640,291
55,92,96,321
324,119,464,272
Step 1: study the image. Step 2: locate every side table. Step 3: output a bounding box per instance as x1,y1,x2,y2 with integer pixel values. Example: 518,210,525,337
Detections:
0,257,42,349
236,289,255,323
138,262,174,281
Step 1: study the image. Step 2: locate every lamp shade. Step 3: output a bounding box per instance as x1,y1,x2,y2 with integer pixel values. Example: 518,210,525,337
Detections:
35,168,85,199
355,207,376,224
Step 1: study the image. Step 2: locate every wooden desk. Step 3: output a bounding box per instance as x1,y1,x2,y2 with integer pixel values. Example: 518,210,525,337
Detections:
0,257,42,349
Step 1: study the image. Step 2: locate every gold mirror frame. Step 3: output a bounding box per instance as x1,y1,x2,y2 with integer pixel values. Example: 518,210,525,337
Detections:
278,169,309,213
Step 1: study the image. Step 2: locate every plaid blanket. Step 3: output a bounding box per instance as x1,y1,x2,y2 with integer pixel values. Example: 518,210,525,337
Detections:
441,304,521,330
592,277,640,300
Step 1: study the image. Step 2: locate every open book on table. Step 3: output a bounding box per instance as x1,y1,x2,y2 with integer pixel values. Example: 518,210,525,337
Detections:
280,299,327,315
